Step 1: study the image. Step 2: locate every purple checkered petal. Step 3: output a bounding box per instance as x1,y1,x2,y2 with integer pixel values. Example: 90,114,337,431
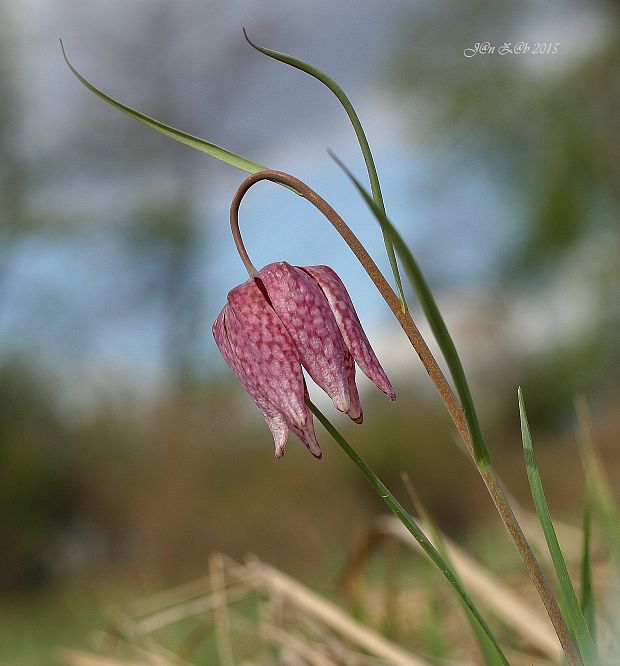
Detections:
228,303,322,458
301,265,396,400
290,383,323,458
344,349,363,424
227,277,309,429
213,257,395,459
258,262,351,415
213,280,322,458
213,306,289,456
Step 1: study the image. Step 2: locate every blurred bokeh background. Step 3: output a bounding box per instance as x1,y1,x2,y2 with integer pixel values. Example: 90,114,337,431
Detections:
0,0,618,662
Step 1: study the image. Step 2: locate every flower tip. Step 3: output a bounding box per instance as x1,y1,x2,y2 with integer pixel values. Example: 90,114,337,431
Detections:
351,413,363,424
332,393,351,414
367,377,397,402
312,449,323,460
275,445,286,459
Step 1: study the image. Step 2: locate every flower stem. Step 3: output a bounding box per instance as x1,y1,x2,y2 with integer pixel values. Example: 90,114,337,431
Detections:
306,399,509,665
230,169,580,665
229,204,258,277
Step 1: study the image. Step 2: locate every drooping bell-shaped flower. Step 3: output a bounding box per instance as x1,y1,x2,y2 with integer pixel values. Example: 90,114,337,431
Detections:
213,261,395,458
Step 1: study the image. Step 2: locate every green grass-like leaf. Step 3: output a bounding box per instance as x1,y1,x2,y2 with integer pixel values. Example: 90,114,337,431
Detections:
576,399,620,578
60,40,268,174
243,30,408,314
307,399,509,665
589,466,620,573
331,153,491,466
580,485,596,639
519,388,598,665
404,478,505,665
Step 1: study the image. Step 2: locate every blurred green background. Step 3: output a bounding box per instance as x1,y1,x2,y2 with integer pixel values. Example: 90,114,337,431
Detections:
0,1,618,663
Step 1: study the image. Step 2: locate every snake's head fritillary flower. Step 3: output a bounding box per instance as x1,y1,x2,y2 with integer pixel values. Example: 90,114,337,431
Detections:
213,261,395,458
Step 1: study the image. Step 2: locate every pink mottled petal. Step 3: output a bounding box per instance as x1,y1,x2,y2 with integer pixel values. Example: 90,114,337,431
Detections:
212,307,250,390
302,265,396,400
268,413,289,458
213,306,290,456
227,278,308,429
295,380,323,458
345,350,363,424
290,415,322,459
258,262,351,414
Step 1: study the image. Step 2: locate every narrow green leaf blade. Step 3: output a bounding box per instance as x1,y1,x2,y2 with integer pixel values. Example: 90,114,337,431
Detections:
580,485,596,638
60,40,268,174
307,399,509,666
519,388,598,665
405,479,505,665
576,398,620,577
243,30,408,314
331,153,491,466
